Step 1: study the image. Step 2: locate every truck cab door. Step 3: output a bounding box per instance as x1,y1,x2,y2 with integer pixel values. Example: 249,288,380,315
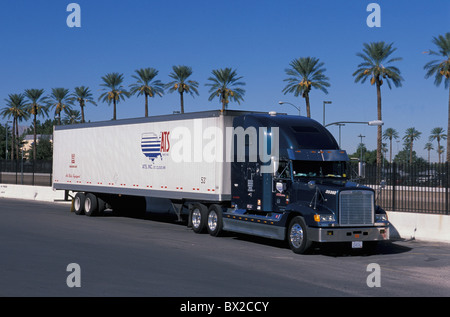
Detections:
272,160,292,211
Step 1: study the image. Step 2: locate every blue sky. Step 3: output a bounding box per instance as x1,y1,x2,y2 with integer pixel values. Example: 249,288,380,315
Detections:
1,0,449,161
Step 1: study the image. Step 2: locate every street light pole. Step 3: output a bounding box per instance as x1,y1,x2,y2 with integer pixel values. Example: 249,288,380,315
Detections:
325,120,383,127
323,101,332,126
358,134,366,162
278,101,301,116
336,123,345,148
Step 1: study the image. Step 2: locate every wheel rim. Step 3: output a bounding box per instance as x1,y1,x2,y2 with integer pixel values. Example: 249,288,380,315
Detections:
74,197,81,210
192,208,202,229
290,223,304,248
85,198,91,212
208,210,218,231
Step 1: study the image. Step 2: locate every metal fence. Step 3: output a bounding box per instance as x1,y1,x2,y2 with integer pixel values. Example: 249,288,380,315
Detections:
1,159,448,215
350,162,450,215
0,160,53,186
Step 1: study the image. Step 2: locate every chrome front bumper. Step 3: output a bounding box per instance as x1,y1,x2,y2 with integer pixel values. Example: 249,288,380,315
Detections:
308,226,389,243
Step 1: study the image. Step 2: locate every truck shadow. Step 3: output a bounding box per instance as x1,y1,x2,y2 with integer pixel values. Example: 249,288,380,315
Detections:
308,240,413,257
103,210,413,257
228,233,412,257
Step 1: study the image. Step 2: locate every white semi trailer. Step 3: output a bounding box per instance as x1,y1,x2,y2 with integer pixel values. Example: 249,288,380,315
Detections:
53,110,389,254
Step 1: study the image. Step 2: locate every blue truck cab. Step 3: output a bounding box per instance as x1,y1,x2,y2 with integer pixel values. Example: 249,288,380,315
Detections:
216,112,389,254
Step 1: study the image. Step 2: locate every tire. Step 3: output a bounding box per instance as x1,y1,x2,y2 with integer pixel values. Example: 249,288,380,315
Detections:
287,216,312,254
190,203,208,233
206,204,223,237
84,193,98,217
73,192,85,215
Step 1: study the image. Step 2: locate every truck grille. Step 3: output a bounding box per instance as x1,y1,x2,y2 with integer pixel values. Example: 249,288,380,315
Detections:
339,190,374,226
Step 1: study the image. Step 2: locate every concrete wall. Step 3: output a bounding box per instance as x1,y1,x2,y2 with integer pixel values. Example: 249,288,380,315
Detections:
1,184,449,244
0,184,67,202
387,211,450,243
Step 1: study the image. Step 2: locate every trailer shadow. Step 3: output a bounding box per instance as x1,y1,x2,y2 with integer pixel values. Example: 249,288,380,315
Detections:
101,209,188,225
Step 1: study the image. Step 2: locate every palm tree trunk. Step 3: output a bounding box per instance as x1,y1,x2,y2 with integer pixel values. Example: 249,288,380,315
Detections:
145,94,149,117
376,82,382,166
81,104,85,123
305,94,311,118
447,86,450,162
180,92,184,114
113,99,117,120
410,139,413,164
11,119,15,160
438,139,441,164
33,112,37,161
15,118,19,160
389,139,392,163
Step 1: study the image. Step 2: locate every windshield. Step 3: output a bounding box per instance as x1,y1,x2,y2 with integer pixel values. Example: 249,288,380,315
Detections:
292,160,347,179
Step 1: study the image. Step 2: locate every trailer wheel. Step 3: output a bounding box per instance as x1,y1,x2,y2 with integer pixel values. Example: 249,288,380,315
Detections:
190,203,207,233
84,193,98,217
207,204,223,237
73,192,85,215
287,216,312,254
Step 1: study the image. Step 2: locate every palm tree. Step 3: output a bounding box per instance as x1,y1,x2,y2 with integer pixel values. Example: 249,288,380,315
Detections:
403,127,421,164
438,145,445,163
282,57,330,118
70,86,96,123
166,65,199,114
47,88,73,125
353,42,404,166
424,33,450,162
0,94,29,159
63,109,82,125
24,89,49,160
129,68,164,117
429,127,447,164
424,142,434,163
382,127,399,163
205,68,245,111
99,72,129,120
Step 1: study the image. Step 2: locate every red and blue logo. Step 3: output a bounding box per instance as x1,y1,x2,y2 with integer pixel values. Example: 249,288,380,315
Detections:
141,131,170,161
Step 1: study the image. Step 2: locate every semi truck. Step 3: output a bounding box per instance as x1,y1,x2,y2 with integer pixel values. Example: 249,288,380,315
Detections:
52,110,389,254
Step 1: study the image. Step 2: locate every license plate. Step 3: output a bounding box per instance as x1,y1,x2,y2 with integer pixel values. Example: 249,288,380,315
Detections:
352,241,363,248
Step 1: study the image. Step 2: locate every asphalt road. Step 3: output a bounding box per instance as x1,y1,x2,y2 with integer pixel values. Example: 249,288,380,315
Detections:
1,198,449,300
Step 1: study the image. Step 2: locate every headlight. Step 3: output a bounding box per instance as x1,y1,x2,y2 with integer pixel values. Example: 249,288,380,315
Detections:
375,213,388,222
314,214,336,222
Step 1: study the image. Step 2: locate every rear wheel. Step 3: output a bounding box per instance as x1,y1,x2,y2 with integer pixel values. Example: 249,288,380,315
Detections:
287,216,312,254
84,193,98,217
73,192,85,215
190,203,207,233
207,204,223,237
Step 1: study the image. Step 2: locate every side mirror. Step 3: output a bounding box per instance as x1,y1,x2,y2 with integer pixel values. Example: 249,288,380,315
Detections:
271,156,279,176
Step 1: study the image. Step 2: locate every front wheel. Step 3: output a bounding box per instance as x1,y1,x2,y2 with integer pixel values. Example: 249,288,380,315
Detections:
287,216,312,254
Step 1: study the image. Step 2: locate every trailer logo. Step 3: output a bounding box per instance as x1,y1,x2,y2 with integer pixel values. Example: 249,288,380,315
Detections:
141,132,170,162
69,154,77,168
